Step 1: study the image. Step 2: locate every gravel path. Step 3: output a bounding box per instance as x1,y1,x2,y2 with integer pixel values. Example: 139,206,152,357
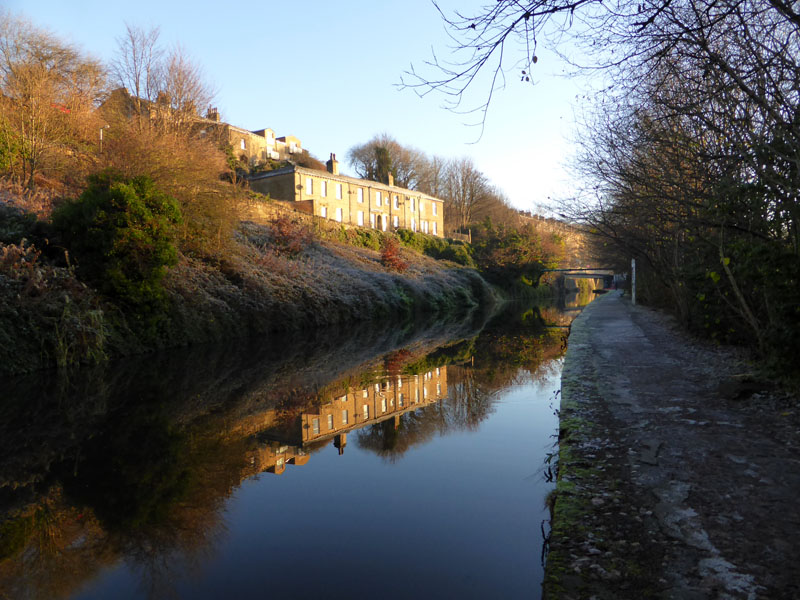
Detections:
545,290,800,599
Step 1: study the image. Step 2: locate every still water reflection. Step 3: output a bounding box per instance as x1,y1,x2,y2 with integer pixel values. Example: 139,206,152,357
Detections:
0,297,588,599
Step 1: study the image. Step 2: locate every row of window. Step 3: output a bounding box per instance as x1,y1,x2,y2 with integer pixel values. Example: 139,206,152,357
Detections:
321,208,438,234
310,391,427,435
307,372,444,436
318,206,344,222
305,177,438,215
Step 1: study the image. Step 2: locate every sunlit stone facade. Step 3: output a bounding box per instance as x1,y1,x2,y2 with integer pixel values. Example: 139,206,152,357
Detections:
249,155,446,237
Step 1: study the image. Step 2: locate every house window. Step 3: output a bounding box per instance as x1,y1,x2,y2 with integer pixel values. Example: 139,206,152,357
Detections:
240,138,246,150
381,398,387,412
328,414,334,429
357,188,364,203
393,195,399,209
370,213,376,228
305,177,313,195
312,418,320,435
432,222,437,236
375,191,381,207
320,206,327,218
363,405,369,419
335,207,343,222
362,389,369,398
357,211,364,226
433,202,438,216
420,200,425,214
342,409,348,424
336,183,342,199
321,181,327,197
411,218,416,232
399,393,404,407
393,215,399,228
410,197,416,212
437,383,442,395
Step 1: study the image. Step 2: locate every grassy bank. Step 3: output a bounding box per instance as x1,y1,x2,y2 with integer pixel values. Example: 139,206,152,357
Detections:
0,189,497,376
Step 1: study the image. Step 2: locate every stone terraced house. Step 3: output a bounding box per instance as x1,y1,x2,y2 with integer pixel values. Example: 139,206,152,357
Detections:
249,154,446,237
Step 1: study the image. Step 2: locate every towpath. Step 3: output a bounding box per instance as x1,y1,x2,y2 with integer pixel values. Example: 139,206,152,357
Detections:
545,290,800,599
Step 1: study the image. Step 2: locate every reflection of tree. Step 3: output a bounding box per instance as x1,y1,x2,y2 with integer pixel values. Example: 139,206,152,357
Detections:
468,305,565,389
0,301,561,596
358,303,569,461
62,408,192,532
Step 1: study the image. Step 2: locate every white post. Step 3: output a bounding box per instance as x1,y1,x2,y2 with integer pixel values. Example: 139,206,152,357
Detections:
631,258,636,305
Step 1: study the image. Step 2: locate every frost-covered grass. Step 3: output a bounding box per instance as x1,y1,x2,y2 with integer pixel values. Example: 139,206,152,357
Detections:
0,199,495,375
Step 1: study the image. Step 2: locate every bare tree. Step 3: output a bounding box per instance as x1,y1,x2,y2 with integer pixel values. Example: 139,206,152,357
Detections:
405,0,800,134
0,11,105,188
417,154,448,197
109,25,214,136
346,133,428,188
110,23,162,125
442,156,490,232
154,45,215,135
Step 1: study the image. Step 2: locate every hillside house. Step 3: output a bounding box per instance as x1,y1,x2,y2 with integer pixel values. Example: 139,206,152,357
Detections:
249,154,446,237
100,88,303,166
204,109,303,165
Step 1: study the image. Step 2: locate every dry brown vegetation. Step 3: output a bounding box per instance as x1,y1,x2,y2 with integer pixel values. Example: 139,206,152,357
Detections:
0,12,503,376
1,182,493,375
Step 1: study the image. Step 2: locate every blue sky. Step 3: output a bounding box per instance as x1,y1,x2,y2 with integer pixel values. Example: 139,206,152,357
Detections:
7,0,586,212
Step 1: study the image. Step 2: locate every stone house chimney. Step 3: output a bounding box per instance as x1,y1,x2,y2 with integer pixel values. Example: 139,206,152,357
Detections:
206,107,220,122
326,153,339,175
387,172,394,187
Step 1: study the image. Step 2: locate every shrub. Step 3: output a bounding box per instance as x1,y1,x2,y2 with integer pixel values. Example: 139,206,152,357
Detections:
99,122,235,258
51,171,182,308
269,216,314,257
381,236,408,272
396,229,475,267
339,227,383,251
0,203,38,244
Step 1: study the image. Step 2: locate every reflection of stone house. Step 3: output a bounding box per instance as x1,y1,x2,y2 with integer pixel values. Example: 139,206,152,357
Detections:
249,154,446,237
299,367,447,446
246,441,310,476
244,367,448,474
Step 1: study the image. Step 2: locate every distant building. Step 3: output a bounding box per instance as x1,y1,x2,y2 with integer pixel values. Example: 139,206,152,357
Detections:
100,88,303,166
203,108,303,165
249,153,446,237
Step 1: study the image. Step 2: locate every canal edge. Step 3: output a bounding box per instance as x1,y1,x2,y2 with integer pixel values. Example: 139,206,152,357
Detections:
543,291,663,599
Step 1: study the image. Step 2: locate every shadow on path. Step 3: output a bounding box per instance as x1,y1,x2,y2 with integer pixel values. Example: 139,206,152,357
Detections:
546,290,800,599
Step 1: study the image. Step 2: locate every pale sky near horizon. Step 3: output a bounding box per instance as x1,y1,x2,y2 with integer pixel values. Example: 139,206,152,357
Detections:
6,0,589,214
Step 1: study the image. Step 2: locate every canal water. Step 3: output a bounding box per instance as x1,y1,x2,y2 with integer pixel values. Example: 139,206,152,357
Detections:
0,297,589,600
